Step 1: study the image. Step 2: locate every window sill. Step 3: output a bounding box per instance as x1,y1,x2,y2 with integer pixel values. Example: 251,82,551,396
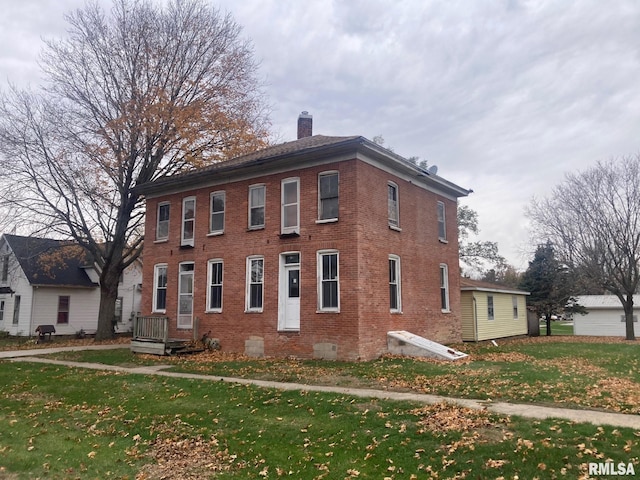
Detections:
316,309,340,314
152,310,167,314
247,226,265,231
244,309,263,314
390,310,403,314
277,328,300,333
438,238,448,244
153,239,169,244
279,231,300,238
205,309,222,314
441,309,451,314
389,225,402,232
179,244,194,249
315,218,338,224
207,231,224,237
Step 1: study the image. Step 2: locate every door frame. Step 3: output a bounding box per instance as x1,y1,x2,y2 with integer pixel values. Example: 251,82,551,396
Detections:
278,252,300,331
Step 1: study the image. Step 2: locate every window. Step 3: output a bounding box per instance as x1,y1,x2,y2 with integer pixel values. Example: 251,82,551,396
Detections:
512,296,519,319
1,255,8,282
488,295,495,320
389,255,401,312
181,197,195,246
178,263,194,328
249,185,265,229
281,178,300,234
153,264,168,312
210,191,225,234
318,251,339,311
12,295,20,325
0,300,4,322
156,202,170,241
318,172,339,220
437,201,446,241
246,256,264,311
115,297,123,322
388,182,399,228
207,259,223,312
440,264,449,312
57,296,70,324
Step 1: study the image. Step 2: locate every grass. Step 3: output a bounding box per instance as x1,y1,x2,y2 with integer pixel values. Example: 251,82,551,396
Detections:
1,360,638,479
47,336,640,414
539,320,574,336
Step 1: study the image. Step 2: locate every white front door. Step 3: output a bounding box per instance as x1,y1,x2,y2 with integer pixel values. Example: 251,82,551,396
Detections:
279,253,300,331
178,263,194,329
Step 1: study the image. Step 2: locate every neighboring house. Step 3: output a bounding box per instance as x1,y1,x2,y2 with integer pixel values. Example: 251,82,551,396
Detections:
460,278,529,342
574,295,638,337
137,112,470,361
0,234,142,336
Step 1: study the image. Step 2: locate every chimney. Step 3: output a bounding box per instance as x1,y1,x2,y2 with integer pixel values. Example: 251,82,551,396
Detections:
297,111,313,139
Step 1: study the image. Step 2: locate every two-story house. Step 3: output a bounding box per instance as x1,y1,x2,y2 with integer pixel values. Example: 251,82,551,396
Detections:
0,234,142,336
137,113,470,360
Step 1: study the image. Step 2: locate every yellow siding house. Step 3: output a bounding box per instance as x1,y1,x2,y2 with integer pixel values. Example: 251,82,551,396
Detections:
460,278,529,342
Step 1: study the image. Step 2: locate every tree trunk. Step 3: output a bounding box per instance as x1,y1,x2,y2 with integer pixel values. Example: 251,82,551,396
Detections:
95,262,122,341
545,312,552,336
623,297,636,341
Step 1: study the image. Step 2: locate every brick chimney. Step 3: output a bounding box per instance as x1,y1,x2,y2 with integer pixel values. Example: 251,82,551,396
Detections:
297,111,313,139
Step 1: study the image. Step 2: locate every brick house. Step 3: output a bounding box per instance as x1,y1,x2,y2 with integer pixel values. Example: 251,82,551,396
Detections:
137,113,470,360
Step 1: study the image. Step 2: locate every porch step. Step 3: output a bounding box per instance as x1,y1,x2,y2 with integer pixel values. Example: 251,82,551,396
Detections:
387,331,468,361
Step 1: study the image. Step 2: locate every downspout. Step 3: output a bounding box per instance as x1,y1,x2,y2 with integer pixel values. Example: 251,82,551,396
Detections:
30,285,37,337
473,294,478,342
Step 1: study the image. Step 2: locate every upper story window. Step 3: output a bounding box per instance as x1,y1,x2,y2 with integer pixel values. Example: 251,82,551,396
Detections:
318,172,339,221
488,295,495,320
389,255,401,312
281,178,300,234
318,250,339,312
1,255,8,282
181,197,195,247
210,191,225,235
388,182,399,228
156,202,170,241
153,264,168,312
249,185,265,229
437,201,446,241
440,264,450,312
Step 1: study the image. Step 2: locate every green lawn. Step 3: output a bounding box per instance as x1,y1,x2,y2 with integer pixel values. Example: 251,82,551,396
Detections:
0,359,638,479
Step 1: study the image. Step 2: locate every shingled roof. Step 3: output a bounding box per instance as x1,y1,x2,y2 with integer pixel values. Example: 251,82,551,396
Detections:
460,277,529,295
137,134,470,198
4,234,98,288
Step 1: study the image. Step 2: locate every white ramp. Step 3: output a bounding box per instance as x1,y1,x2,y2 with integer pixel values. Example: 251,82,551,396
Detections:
387,331,468,361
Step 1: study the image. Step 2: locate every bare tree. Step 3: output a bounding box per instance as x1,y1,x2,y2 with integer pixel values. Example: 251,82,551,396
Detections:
458,204,505,275
0,0,270,339
528,156,640,340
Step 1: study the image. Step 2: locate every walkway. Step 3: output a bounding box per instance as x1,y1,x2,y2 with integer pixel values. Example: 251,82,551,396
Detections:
2,345,639,430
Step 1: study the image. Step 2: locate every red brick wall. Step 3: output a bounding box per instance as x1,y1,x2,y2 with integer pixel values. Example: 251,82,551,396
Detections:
142,156,462,360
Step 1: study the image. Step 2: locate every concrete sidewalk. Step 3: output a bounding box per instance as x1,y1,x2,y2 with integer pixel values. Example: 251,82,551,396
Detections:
2,345,640,430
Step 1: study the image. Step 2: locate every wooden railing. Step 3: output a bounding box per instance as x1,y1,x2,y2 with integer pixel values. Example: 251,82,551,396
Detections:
133,315,169,343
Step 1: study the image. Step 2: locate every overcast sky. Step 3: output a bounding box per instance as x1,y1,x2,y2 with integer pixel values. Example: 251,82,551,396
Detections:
2,0,640,270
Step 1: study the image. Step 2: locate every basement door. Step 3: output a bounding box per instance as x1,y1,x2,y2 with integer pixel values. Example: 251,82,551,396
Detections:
278,253,300,331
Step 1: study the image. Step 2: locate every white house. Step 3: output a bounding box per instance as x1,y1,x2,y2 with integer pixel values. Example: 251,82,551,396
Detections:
574,295,638,337
0,234,142,337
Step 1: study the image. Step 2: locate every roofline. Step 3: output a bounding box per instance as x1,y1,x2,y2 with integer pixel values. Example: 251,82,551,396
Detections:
137,136,471,199
461,286,531,295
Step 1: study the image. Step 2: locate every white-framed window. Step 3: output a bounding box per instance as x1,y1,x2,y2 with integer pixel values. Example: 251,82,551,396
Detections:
389,255,401,312
512,295,519,319
0,300,4,322
181,197,195,246
437,201,446,241
156,202,170,241
12,295,21,325
281,177,300,234
439,264,450,312
207,259,223,312
317,250,339,312
210,191,225,234
57,296,70,324
246,256,264,312
488,295,495,320
388,182,399,228
153,264,168,312
318,171,339,221
115,297,123,322
249,184,266,229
